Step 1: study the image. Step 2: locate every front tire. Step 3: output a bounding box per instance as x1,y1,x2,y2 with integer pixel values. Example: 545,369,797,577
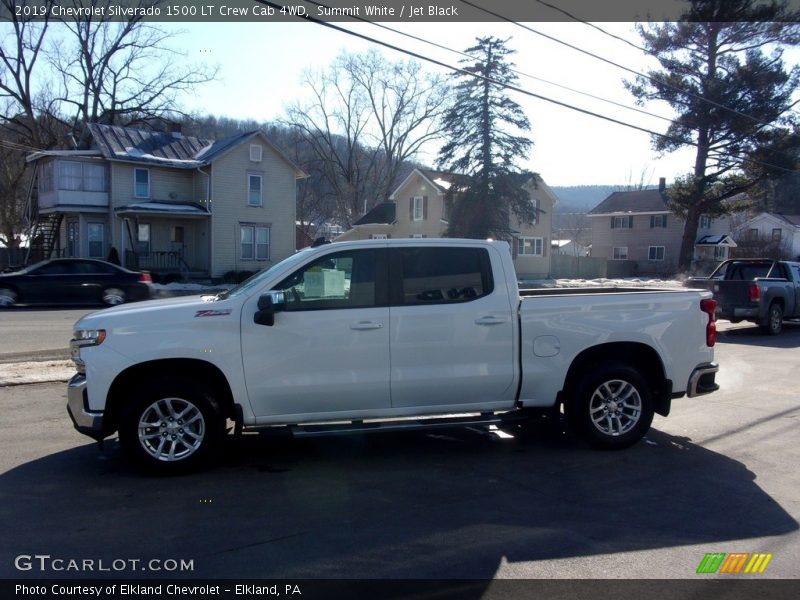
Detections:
565,362,654,449
119,378,224,474
760,302,783,335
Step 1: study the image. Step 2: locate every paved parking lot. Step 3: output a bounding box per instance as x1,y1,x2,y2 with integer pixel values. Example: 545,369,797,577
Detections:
0,319,798,582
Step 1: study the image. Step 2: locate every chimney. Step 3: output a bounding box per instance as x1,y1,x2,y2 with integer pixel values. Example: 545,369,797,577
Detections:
658,177,666,193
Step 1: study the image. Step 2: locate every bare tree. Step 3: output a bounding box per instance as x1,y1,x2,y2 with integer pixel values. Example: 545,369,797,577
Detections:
49,1,217,148
286,50,448,226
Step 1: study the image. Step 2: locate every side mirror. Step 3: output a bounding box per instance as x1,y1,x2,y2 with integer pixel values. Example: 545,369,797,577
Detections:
254,291,285,326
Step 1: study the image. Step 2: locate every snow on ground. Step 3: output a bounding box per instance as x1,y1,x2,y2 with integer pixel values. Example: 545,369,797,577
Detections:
0,360,74,386
520,277,686,289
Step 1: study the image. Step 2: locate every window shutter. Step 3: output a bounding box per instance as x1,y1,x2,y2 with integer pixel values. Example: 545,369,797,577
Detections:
409,197,414,220
610,217,616,229
423,196,428,220
628,216,634,228
542,238,547,257
663,215,667,228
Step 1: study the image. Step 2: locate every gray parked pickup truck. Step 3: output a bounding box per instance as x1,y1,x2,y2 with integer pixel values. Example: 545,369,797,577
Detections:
687,259,800,334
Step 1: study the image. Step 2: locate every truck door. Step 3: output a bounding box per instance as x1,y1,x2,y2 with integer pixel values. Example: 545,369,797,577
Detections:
240,248,391,419
388,246,517,410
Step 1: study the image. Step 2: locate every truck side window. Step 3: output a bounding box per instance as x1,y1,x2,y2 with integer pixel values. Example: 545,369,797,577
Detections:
398,247,493,305
276,250,380,311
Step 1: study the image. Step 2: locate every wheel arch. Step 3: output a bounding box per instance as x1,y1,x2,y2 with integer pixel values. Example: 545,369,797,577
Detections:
560,342,671,417
104,358,236,436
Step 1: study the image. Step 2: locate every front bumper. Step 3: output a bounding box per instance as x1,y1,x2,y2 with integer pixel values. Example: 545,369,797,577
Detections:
66,374,106,440
687,363,719,397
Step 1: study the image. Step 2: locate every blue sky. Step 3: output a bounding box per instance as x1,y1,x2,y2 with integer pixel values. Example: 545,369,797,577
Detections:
160,20,774,186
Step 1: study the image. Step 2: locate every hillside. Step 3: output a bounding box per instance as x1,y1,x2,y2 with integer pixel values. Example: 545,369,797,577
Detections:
550,185,621,213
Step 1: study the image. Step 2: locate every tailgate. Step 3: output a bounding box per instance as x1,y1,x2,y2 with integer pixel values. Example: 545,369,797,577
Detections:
709,280,753,315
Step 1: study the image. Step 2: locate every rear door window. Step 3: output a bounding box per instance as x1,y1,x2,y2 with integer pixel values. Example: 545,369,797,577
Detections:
394,247,493,305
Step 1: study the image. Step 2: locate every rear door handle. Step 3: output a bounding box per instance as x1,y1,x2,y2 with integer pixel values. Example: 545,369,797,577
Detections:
475,316,507,325
350,321,383,331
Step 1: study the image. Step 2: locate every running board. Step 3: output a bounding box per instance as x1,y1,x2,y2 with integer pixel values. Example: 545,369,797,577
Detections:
285,412,528,438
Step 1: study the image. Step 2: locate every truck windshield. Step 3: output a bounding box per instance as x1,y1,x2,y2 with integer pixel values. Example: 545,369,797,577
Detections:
215,249,313,301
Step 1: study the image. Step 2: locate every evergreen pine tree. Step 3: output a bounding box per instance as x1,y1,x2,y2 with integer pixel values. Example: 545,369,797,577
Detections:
626,1,800,270
436,37,536,239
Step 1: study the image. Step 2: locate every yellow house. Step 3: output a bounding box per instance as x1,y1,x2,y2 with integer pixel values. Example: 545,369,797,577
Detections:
337,168,557,278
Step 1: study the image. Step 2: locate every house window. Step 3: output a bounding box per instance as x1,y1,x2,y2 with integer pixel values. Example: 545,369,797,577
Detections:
60,161,83,190
531,198,538,225
249,144,263,162
611,216,633,229
248,174,263,207
410,234,426,239
241,225,270,260
747,228,759,241
137,223,151,257
518,237,544,256
171,226,185,244
134,168,150,198
612,247,628,260
39,161,54,193
772,228,782,241
83,163,107,192
413,196,424,221
648,246,665,261
650,214,667,228
714,246,727,261
88,223,105,258
700,215,712,229
370,234,388,240
67,221,79,257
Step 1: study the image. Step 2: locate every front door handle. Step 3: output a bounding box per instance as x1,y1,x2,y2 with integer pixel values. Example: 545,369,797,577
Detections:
350,321,383,331
475,316,507,325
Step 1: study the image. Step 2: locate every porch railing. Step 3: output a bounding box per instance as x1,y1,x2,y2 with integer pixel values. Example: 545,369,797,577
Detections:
126,250,190,279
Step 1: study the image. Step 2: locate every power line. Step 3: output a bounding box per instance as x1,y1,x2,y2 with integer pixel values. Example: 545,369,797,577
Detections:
457,0,800,136
339,11,676,126
257,0,800,176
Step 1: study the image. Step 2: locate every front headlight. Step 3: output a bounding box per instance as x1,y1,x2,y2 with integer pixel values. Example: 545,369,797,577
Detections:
73,329,107,347
70,329,106,374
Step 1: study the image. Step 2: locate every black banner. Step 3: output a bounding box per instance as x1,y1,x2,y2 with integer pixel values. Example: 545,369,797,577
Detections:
4,580,800,600
3,0,800,23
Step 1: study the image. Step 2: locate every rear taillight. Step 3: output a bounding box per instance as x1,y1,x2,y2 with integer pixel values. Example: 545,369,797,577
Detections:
749,283,760,303
138,272,152,284
700,298,717,347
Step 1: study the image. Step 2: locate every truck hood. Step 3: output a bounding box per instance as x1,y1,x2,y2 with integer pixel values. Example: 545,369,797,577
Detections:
74,294,232,329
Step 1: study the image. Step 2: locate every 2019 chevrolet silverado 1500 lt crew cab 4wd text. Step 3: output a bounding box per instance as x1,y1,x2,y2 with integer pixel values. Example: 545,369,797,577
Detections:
68,239,720,473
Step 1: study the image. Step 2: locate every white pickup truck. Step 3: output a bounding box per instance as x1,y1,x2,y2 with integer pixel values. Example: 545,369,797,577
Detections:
68,239,719,473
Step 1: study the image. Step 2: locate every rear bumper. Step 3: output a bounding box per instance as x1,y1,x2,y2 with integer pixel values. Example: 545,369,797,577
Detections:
687,363,719,397
66,374,106,441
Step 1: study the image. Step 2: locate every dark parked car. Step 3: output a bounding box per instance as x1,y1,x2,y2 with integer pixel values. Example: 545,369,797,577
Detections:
0,258,153,307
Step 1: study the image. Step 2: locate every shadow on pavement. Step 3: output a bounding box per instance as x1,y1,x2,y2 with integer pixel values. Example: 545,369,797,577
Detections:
0,421,796,580
717,321,800,348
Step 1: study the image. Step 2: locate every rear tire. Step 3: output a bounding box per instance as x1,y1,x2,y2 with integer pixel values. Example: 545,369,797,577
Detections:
760,302,783,335
102,287,126,306
565,362,654,449
0,287,17,307
119,377,224,474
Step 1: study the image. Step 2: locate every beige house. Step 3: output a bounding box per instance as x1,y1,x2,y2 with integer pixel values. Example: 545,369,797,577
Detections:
588,179,735,274
337,168,557,278
26,124,305,279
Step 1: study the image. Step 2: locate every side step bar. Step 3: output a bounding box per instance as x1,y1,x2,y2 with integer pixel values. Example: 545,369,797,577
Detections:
278,412,529,438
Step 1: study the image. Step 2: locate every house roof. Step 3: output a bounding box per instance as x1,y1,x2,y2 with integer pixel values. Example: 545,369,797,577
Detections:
114,200,210,216
83,124,306,176
775,214,800,227
353,202,396,226
696,234,737,247
588,189,669,215
735,212,800,231
88,123,210,168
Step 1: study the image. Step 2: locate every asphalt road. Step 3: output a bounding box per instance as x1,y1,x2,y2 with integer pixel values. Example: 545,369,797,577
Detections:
0,320,798,585
0,308,92,362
